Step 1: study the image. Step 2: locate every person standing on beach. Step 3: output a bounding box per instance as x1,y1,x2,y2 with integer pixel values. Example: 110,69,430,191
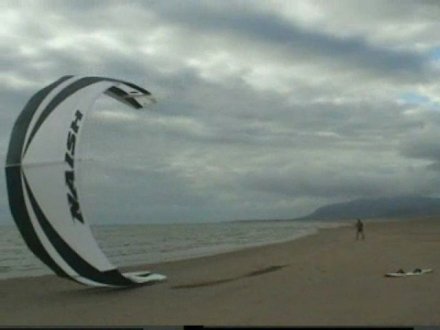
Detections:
356,219,365,240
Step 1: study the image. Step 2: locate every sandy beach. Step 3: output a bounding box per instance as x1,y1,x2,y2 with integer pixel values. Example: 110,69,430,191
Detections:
1,217,439,326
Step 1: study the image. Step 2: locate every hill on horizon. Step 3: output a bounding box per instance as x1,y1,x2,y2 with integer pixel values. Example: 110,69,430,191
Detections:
297,195,440,221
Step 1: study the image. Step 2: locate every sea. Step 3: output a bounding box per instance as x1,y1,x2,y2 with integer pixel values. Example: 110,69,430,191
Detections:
0,220,348,280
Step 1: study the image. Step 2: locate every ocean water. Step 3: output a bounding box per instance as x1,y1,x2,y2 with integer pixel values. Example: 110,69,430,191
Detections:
0,220,347,280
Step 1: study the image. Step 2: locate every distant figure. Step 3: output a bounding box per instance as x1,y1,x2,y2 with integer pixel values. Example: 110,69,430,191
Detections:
356,219,365,240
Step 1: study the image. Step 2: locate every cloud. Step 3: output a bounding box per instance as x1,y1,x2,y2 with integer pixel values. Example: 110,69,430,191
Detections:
400,120,440,166
147,1,435,83
1,1,440,224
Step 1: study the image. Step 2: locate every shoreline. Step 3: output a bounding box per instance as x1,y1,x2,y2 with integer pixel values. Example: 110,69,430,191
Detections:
0,219,350,281
1,216,439,326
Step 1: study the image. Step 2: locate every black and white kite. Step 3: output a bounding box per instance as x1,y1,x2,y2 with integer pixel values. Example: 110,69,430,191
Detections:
5,76,166,287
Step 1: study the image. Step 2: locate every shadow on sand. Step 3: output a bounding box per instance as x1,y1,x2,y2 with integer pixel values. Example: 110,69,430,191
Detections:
172,264,287,289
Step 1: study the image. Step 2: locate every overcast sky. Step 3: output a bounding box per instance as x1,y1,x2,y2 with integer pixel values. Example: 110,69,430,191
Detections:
1,0,440,224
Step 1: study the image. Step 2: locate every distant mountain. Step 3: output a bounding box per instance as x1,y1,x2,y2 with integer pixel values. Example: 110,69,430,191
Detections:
298,196,440,220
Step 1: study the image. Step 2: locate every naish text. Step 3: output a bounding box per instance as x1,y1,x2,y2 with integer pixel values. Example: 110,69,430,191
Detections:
65,110,84,223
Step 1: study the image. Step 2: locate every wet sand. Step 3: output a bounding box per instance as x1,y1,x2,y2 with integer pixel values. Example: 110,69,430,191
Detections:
1,217,439,326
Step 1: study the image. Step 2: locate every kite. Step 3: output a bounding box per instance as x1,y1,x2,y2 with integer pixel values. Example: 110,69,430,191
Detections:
5,76,166,287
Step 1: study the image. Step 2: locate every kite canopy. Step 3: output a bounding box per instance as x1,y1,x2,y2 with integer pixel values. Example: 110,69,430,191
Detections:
5,76,166,287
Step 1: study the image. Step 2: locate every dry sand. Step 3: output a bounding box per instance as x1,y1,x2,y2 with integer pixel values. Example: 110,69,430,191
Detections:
1,217,440,326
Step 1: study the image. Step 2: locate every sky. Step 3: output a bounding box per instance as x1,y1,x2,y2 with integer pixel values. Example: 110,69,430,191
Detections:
1,0,440,224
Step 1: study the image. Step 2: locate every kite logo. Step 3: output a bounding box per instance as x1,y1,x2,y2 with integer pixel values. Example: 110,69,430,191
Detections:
65,110,84,223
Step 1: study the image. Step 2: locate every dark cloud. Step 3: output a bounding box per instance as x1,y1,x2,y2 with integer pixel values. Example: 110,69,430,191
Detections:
402,138,440,162
400,121,440,173
147,1,434,82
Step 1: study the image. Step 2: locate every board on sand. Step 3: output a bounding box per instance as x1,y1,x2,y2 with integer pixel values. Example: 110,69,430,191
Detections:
385,269,433,278
123,271,167,284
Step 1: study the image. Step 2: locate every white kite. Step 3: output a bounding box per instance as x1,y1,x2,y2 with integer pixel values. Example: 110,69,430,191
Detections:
5,76,166,287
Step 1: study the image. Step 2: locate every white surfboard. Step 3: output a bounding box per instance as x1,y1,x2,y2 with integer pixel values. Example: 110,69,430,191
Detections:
385,269,433,277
